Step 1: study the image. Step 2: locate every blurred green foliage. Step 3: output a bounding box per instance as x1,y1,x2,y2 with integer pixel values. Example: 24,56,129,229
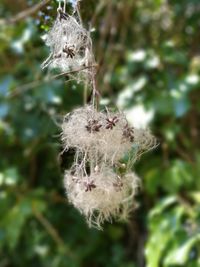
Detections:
0,0,200,266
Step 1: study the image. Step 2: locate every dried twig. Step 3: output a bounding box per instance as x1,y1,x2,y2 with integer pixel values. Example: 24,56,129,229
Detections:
33,208,65,247
0,0,51,25
7,64,98,98
33,208,75,258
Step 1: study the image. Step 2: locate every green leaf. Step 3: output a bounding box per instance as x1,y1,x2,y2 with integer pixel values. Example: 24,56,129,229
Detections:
2,197,32,250
164,234,200,265
149,196,177,218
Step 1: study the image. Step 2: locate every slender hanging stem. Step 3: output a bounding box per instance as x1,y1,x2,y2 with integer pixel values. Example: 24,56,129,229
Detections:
75,2,101,109
91,71,100,110
58,0,62,11
76,1,83,25
83,81,88,106
63,0,67,13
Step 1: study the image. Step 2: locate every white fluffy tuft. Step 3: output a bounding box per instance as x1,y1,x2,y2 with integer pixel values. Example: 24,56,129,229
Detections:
64,167,140,229
42,12,94,82
62,105,157,164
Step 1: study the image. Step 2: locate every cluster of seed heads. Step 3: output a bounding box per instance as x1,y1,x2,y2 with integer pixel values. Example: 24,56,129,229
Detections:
42,9,94,82
61,105,157,228
42,2,157,229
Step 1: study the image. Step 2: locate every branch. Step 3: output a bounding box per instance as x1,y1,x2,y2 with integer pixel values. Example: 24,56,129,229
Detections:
0,0,51,25
33,208,75,258
7,64,98,98
33,208,65,247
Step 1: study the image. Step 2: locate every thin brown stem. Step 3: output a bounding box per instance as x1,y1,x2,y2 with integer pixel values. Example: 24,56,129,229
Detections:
0,0,51,25
76,2,83,26
91,70,100,110
83,82,88,106
53,64,97,79
33,209,64,247
75,2,101,109
7,64,98,98
33,208,75,258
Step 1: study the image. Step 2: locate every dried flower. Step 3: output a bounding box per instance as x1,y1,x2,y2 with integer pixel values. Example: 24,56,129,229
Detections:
105,116,119,130
63,44,76,58
86,119,102,133
123,124,135,142
84,180,96,192
62,105,157,165
42,11,95,82
64,167,140,229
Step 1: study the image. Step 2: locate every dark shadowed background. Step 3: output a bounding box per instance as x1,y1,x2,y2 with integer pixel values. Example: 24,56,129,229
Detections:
0,0,200,266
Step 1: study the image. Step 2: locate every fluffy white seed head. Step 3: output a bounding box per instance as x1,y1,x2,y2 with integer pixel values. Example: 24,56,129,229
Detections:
62,105,157,165
42,12,94,81
62,105,103,150
64,167,139,229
